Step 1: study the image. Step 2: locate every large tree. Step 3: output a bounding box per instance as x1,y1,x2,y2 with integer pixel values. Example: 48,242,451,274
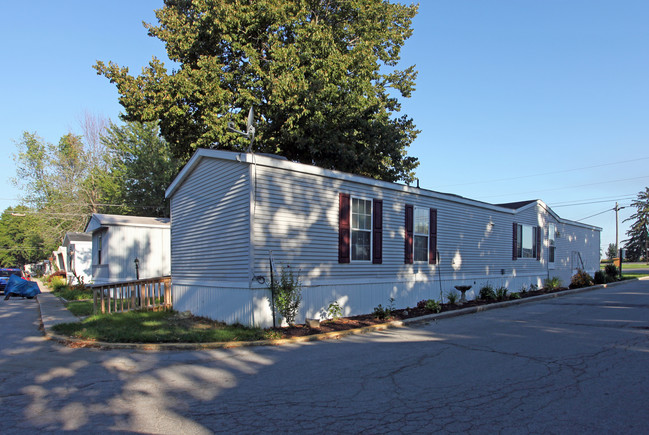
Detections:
623,187,649,262
12,131,103,244
95,0,420,182
98,121,181,217
0,206,53,267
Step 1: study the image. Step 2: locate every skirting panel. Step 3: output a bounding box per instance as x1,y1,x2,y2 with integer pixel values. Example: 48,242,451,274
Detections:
173,272,551,328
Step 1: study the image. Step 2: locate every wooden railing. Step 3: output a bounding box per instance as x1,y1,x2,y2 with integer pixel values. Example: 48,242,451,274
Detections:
92,276,172,315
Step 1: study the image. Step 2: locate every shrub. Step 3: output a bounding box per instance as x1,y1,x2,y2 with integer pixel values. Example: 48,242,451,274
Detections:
425,299,441,313
446,290,459,305
48,270,67,282
594,270,606,284
569,269,594,289
268,265,302,325
374,298,395,320
479,285,496,301
495,286,508,301
49,276,68,292
543,277,562,291
510,292,521,299
520,285,528,295
416,299,441,313
325,301,343,321
604,264,618,280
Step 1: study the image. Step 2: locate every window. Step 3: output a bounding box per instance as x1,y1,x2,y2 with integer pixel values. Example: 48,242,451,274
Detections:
339,193,382,264
414,207,429,262
97,234,103,265
548,223,556,265
405,205,437,264
351,198,372,261
514,223,540,260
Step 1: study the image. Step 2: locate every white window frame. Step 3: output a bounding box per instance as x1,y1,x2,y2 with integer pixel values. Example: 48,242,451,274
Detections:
350,197,372,262
548,223,556,268
517,224,537,259
413,207,429,262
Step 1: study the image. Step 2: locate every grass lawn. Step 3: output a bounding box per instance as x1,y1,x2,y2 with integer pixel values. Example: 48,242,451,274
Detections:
66,300,94,317
51,310,274,343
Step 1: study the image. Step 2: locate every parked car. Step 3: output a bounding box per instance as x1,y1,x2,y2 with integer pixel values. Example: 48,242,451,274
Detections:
0,268,24,294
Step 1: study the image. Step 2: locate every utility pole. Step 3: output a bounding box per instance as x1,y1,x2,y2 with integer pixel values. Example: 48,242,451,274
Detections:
615,202,619,251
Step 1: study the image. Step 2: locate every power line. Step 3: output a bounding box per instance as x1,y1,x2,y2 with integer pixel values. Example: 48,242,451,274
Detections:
436,156,649,189
481,175,649,200
576,208,616,222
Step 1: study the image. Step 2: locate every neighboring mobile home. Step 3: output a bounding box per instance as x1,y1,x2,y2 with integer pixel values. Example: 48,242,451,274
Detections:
62,232,92,285
166,149,601,328
85,214,171,285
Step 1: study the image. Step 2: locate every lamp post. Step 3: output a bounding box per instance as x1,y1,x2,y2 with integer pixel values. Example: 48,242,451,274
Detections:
134,257,140,280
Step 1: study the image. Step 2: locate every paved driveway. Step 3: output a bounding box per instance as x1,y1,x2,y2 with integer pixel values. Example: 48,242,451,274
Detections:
1,279,648,434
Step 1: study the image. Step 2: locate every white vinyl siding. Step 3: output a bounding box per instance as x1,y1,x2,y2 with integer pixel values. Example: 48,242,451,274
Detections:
170,159,250,282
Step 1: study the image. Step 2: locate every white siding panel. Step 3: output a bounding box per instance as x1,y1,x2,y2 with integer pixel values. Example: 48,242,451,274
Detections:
171,159,251,282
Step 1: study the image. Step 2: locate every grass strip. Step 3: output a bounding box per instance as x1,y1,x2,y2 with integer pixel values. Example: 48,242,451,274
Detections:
66,300,94,317
51,310,272,343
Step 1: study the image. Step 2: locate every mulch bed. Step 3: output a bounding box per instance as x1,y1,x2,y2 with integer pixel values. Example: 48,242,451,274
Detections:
268,287,570,339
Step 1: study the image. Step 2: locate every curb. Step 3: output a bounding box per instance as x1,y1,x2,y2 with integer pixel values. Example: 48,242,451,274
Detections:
41,277,647,351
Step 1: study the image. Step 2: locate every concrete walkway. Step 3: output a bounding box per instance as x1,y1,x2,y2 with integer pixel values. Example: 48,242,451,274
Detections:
34,279,80,333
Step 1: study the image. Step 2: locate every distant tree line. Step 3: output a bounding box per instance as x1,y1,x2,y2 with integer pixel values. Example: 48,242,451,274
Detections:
2,116,179,267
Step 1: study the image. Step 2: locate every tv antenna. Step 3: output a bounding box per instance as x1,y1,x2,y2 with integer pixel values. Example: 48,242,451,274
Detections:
227,106,256,153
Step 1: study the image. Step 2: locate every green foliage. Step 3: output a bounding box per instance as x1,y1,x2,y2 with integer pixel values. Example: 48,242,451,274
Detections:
606,243,618,261
324,300,343,321
604,264,618,280
416,298,440,313
51,310,270,343
98,121,180,217
49,276,68,292
269,265,302,325
446,290,459,305
95,0,420,183
623,187,649,262
543,277,562,291
495,286,508,301
569,269,594,289
510,292,521,299
479,285,496,301
374,297,396,319
0,206,53,267
594,270,606,284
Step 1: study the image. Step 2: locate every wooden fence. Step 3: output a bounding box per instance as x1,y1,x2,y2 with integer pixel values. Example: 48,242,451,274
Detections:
92,276,172,315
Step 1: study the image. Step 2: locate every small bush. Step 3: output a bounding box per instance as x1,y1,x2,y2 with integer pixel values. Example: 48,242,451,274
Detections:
495,286,508,301
48,270,67,282
416,299,441,313
268,265,302,325
510,292,521,299
604,264,618,279
569,269,594,289
479,285,496,301
374,298,395,320
324,301,343,320
49,276,68,292
594,270,606,284
520,285,528,295
446,290,459,305
543,277,562,291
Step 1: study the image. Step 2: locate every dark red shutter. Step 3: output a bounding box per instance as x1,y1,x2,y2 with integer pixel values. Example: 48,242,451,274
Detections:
429,208,437,265
536,226,542,261
339,193,350,263
405,204,414,264
512,222,518,260
372,199,383,264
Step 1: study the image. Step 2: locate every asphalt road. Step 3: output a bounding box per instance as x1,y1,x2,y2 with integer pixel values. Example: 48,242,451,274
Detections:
1,279,648,434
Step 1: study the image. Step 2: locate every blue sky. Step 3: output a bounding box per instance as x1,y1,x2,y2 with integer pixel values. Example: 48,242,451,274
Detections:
1,1,647,254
